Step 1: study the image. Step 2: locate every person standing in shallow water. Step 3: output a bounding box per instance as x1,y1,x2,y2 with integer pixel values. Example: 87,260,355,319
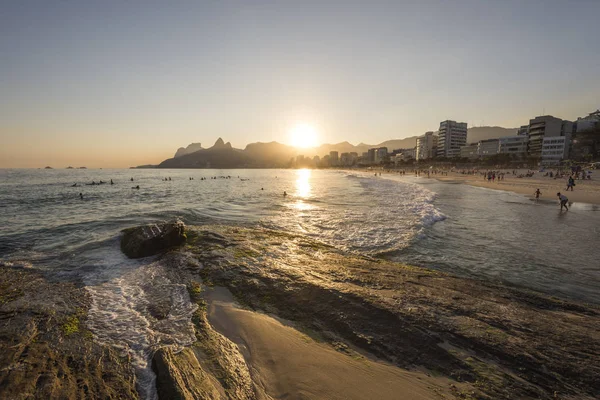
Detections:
534,189,541,202
557,192,569,211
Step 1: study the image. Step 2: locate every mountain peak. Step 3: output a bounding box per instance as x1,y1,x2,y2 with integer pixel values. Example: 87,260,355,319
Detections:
211,138,231,149
174,142,203,158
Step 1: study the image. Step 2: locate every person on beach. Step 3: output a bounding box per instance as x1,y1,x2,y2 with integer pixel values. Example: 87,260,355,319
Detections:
566,176,575,191
557,192,569,211
534,189,541,201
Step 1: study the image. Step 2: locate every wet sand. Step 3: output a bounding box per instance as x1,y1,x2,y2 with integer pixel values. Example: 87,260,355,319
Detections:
425,169,600,204
203,287,456,400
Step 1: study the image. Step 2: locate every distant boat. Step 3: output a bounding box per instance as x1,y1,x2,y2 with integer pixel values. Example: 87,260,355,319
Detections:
66,166,74,169
44,166,53,169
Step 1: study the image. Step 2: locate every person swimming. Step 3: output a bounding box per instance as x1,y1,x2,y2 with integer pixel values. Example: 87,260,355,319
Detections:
110,179,114,185
72,183,77,187
132,185,140,190
79,193,83,199
131,178,134,181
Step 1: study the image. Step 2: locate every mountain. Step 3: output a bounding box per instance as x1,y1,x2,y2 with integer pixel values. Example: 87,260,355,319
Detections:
158,138,253,169
174,143,203,158
243,142,298,167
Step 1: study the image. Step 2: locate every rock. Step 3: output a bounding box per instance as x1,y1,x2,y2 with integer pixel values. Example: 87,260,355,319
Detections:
121,221,187,259
152,347,220,400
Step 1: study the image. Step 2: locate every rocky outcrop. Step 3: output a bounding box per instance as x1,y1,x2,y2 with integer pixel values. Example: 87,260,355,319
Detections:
0,267,138,400
152,347,220,400
121,221,187,259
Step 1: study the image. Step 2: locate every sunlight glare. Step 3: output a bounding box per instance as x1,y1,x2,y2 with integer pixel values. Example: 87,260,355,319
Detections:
289,124,319,148
295,168,312,199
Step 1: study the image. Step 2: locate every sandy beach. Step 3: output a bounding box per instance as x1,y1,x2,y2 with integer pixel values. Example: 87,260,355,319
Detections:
432,169,600,205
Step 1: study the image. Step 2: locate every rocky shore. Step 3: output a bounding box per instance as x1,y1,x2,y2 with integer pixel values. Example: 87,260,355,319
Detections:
1,221,598,399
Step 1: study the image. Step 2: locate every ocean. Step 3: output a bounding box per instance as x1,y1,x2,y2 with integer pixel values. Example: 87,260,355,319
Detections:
1,168,599,398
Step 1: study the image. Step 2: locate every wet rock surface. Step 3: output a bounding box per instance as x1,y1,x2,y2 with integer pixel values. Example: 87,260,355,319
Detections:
121,220,186,258
152,347,220,400
0,267,138,400
181,225,600,400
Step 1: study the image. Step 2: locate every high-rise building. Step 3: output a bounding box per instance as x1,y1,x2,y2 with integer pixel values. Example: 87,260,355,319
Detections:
416,131,438,160
367,148,376,164
527,116,573,158
374,147,388,163
329,151,339,166
437,120,467,158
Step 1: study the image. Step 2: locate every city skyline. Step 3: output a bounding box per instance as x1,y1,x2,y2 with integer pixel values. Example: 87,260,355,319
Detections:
2,1,599,167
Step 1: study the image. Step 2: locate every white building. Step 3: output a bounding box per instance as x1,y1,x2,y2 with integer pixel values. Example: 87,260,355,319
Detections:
437,120,467,158
477,139,499,157
498,136,528,158
541,136,569,165
416,131,438,160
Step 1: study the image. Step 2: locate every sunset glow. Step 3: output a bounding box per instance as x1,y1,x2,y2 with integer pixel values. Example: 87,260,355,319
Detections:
289,124,319,148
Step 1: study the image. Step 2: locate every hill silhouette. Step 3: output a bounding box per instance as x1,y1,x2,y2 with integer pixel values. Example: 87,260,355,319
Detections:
146,126,519,168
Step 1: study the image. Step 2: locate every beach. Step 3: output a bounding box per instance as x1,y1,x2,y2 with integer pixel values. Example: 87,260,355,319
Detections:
434,169,600,205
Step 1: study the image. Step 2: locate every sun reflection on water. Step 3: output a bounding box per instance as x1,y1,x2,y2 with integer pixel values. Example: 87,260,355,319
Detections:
294,169,313,210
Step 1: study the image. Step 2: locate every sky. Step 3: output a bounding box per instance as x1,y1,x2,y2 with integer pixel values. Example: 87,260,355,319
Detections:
1,0,599,168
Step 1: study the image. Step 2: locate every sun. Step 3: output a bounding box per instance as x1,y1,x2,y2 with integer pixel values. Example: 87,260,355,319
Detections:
289,124,319,148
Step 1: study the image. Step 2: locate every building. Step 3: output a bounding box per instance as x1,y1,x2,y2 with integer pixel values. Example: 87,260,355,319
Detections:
329,151,339,166
416,131,438,160
367,148,377,164
576,110,600,133
340,152,358,166
517,125,529,136
394,148,416,164
541,136,569,165
460,144,479,159
374,147,388,163
498,136,528,158
477,139,499,157
437,120,467,158
527,116,573,158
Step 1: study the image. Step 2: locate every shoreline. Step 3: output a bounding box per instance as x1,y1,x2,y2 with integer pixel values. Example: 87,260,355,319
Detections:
436,172,600,205
374,168,600,205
